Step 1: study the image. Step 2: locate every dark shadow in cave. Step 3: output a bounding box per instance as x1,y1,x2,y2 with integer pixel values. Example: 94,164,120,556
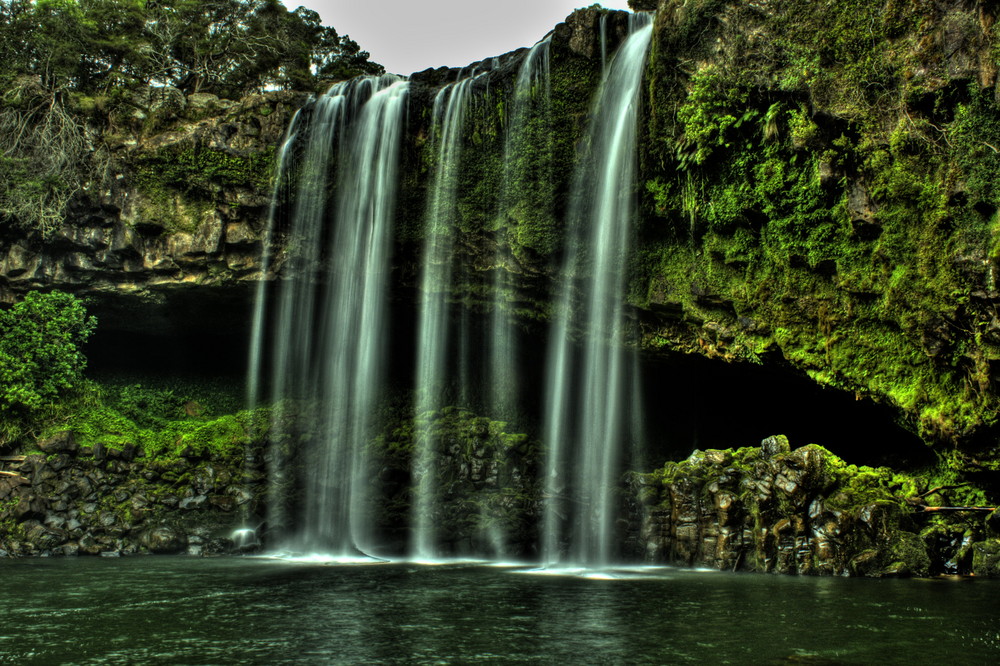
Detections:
82,287,933,473
637,352,934,471
83,286,253,380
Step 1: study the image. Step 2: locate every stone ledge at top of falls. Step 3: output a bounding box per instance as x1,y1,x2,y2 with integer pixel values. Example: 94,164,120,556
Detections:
0,6,632,312
0,89,306,310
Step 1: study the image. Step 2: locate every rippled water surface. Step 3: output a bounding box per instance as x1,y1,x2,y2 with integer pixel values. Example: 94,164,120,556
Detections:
1,557,998,664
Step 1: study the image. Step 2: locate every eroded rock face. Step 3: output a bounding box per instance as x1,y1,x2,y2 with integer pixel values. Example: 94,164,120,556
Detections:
0,440,267,558
624,436,998,577
352,407,541,557
0,90,303,315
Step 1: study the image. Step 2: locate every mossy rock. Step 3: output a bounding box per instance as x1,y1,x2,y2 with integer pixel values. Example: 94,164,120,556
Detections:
971,539,1000,577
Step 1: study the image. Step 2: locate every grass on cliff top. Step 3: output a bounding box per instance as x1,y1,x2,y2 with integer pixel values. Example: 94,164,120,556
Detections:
32,376,266,462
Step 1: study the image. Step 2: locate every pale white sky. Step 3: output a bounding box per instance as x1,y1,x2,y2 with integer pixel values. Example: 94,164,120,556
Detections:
296,1,633,75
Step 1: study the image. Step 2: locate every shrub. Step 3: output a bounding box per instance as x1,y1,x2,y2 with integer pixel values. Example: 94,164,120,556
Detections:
0,290,96,414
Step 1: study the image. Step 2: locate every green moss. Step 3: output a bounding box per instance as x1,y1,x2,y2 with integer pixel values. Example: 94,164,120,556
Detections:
640,439,1000,574
972,538,1000,576
637,0,1000,444
30,377,267,463
134,144,275,199
368,404,539,545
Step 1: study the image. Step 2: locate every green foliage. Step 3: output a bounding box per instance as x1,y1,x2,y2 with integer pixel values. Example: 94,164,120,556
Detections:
44,376,266,461
637,0,1000,444
0,291,95,415
0,0,382,97
134,144,275,202
0,0,381,236
676,66,752,166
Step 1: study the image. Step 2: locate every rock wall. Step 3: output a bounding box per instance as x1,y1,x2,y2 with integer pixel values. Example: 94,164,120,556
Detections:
353,407,540,556
3,417,999,577
0,432,266,557
625,434,1000,576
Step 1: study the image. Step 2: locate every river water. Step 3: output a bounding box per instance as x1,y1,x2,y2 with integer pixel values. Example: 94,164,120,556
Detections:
0,557,997,664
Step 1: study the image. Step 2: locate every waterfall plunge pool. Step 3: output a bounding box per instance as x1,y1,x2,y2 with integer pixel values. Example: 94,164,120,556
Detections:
1,557,997,664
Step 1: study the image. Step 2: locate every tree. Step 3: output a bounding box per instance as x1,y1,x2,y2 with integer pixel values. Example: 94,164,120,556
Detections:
0,0,384,97
0,291,96,414
0,0,383,236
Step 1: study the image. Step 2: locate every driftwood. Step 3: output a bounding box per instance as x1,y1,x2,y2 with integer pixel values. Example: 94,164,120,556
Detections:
915,484,969,499
906,483,997,514
0,470,29,483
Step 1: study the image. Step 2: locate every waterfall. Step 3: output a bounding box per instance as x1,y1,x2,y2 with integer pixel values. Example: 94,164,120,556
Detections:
244,107,301,533
411,74,480,560
246,110,300,415
599,14,609,72
255,75,409,555
488,36,552,426
541,15,653,567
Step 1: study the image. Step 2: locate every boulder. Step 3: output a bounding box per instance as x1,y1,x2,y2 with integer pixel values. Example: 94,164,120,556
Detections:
38,431,78,454
139,525,188,554
972,539,1000,576
22,522,68,551
149,86,186,117
760,434,791,458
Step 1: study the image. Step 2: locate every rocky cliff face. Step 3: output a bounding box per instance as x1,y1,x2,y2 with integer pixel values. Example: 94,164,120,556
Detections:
631,437,930,575
4,3,999,453
635,0,1000,451
623,434,1000,577
0,89,302,337
0,431,267,557
3,2,1000,572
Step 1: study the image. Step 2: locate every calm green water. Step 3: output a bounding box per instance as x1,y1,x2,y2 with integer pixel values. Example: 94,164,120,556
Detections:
0,557,997,664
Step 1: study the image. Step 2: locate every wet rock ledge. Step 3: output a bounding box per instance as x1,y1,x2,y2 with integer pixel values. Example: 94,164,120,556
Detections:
0,432,265,557
627,436,1000,577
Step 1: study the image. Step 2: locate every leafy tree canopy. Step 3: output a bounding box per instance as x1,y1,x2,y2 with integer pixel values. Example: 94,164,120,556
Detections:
0,0,383,98
0,291,96,415
0,1,382,236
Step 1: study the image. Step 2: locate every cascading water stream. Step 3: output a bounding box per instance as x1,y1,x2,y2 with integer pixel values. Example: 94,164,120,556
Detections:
489,35,552,425
411,73,481,560
541,14,654,568
262,86,352,544
242,107,301,536
305,77,409,555
246,111,301,414
253,75,409,556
